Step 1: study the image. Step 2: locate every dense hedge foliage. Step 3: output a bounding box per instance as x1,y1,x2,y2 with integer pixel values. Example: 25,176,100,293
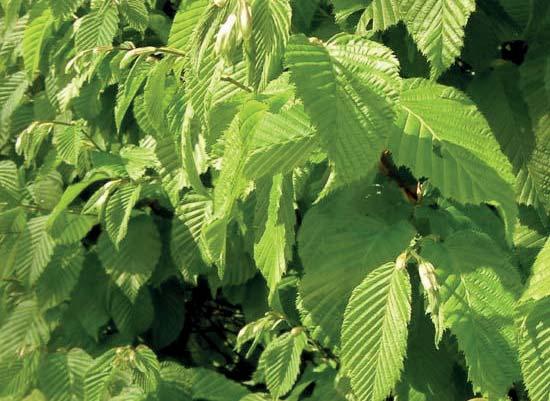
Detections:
0,0,549,400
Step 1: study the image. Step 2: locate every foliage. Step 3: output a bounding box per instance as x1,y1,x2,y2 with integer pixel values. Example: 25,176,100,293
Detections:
0,0,548,401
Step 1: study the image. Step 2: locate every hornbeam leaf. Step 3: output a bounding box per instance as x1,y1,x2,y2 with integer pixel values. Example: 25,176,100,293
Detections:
389,78,517,242
259,331,307,399
421,230,521,398
286,33,400,183
341,262,411,401
98,215,161,302
400,0,476,78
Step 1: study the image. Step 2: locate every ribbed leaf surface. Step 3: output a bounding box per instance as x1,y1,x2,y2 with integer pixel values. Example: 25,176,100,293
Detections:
422,230,521,398
259,331,307,399
37,349,92,401
286,34,400,183
400,0,476,78
75,7,120,52
254,174,295,297
105,183,141,247
98,215,161,302
248,0,292,90
389,78,517,241
299,188,416,346
243,104,318,179
518,298,550,401
522,238,550,302
168,0,209,51
341,262,411,401
170,193,212,276
22,5,52,79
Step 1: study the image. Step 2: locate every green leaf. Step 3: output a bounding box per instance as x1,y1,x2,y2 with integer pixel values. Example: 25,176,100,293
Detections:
243,104,319,179
170,193,212,276
105,183,141,247
108,285,154,336
400,0,476,78
22,4,52,79
83,349,117,401
421,230,521,398
37,349,93,401
254,174,295,298
98,215,161,302
521,238,550,302
259,331,307,399
341,262,411,401
247,0,292,90
48,0,84,20
115,58,152,131
285,34,400,183
0,349,40,398
357,0,401,33
75,6,120,52
46,172,110,230
18,216,56,286
189,367,250,401
298,186,416,346
519,41,550,212
0,160,23,207
181,105,209,197
203,101,268,269
35,245,85,309
0,299,50,361
518,298,550,401
120,0,148,32
388,78,517,242
52,124,83,166
168,0,210,51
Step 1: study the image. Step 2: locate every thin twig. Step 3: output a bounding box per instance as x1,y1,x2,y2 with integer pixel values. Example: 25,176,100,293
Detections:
220,76,253,93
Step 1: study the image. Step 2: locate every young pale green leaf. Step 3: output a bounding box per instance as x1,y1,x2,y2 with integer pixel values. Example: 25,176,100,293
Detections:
171,193,212,277
285,34,400,183
421,230,521,398
259,331,307,399
75,6,120,52
98,215,161,302
518,298,550,401
203,100,268,270
168,0,210,51
22,4,52,80
243,104,319,179
120,0,149,32
52,124,83,166
400,0,476,78
115,58,152,132
105,183,142,247
254,174,295,298
341,262,411,401
247,0,292,90
18,216,56,286
389,78,517,242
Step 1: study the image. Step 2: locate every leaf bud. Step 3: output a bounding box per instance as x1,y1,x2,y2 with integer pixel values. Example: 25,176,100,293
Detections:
215,14,238,62
290,327,304,337
213,0,228,7
395,252,408,270
418,261,438,292
238,0,252,39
